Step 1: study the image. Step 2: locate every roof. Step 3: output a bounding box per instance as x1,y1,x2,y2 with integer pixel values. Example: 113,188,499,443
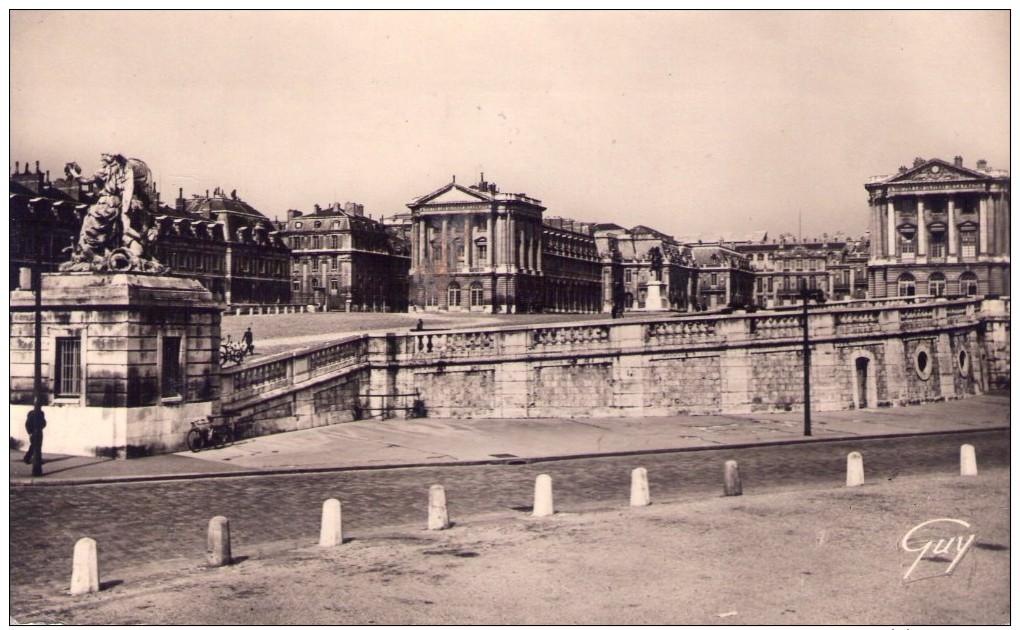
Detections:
408,180,544,209
866,157,1009,187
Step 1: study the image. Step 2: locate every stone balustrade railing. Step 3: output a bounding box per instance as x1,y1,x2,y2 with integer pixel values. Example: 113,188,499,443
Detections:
220,298,990,414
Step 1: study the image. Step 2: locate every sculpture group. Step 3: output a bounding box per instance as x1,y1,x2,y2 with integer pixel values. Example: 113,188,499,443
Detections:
60,154,166,273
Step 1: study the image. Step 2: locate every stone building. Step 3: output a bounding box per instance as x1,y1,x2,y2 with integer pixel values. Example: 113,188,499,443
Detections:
279,202,410,312
737,236,870,308
865,156,1010,297
168,188,291,305
10,161,291,306
690,244,755,309
407,176,601,313
595,224,699,312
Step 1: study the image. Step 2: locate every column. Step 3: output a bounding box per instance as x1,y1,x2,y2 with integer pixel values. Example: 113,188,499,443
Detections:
487,213,495,267
947,198,957,256
978,196,988,255
441,217,448,267
916,199,927,256
466,216,473,270
871,203,882,258
886,201,897,259
536,229,542,272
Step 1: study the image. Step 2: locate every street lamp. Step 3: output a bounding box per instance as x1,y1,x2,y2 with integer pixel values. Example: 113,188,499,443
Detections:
799,284,826,437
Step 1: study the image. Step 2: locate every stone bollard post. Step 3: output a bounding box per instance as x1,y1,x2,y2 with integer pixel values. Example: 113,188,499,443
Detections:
206,516,232,567
960,444,978,476
428,485,451,530
533,474,554,517
723,460,742,496
319,499,343,547
69,537,100,595
846,452,865,487
630,467,651,507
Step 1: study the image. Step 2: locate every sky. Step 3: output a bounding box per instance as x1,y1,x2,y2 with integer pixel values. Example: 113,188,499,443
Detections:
8,10,1011,241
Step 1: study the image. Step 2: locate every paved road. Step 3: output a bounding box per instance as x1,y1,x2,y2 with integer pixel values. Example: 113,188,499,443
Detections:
10,430,1009,591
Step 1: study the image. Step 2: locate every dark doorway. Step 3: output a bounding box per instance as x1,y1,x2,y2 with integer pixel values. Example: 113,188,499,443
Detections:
855,357,870,408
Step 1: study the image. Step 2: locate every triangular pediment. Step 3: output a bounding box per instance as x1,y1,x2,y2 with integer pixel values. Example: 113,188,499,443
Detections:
410,183,493,208
888,159,992,184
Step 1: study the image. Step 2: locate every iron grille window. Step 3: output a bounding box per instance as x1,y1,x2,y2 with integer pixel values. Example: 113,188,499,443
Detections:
55,337,82,397
162,336,183,399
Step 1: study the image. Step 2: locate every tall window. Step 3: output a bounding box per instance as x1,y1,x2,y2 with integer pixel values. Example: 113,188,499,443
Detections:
447,282,462,307
928,273,946,297
331,235,339,249
312,257,320,271
161,336,182,399
928,230,946,258
311,235,320,249
897,273,916,297
900,232,916,257
624,269,632,284
292,280,301,292
331,256,338,271
960,230,977,258
475,239,487,264
470,282,484,307
959,272,978,296
55,337,82,397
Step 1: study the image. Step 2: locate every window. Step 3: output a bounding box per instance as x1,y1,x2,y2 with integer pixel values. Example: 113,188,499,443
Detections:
161,336,182,399
294,221,303,229
470,282,484,307
55,337,82,397
897,273,916,297
292,280,301,292
900,233,916,256
312,257,319,271
311,277,320,289
331,235,339,249
960,231,977,258
928,273,946,297
311,235,320,249
331,256,338,271
447,283,462,307
426,288,439,307
959,272,978,296
475,239,487,264
330,278,339,293
624,269,632,284
928,230,946,258
710,273,717,286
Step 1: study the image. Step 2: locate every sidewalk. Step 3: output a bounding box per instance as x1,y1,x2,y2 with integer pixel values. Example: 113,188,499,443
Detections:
9,392,1009,485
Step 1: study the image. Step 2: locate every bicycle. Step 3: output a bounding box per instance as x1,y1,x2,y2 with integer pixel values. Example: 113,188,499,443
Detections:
186,417,235,452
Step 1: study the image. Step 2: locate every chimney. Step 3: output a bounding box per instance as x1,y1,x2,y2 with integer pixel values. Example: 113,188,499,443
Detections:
15,161,19,173
287,209,303,220
977,159,987,171
954,156,963,167
45,170,50,183
35,161,40,173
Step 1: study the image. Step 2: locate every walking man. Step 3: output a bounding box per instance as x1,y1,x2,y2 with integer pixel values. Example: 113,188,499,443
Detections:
242,326,254,356
24,407,46,476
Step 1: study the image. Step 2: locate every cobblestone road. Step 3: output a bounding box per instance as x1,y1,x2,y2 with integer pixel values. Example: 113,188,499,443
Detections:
10,430,1009,591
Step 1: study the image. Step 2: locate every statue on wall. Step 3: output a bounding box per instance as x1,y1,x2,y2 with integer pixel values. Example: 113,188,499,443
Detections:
60,154,166,273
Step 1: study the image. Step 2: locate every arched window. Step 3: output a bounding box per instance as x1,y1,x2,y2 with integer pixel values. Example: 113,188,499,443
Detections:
959,272,978,296
897,273,916,297
447,282,462,307
470,282,484,307
927,273,946,297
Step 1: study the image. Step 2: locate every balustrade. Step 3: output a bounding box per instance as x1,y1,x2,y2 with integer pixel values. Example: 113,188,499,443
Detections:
409,330,497,357
231,358,290,396
753,315,802,339
645,320,716,345
834,310,881,334
529,325,610,348
308,337,368,373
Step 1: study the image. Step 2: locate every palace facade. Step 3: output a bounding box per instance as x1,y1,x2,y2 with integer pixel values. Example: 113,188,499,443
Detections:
10,160,291,305
865,156,1010,298
279,202,410,312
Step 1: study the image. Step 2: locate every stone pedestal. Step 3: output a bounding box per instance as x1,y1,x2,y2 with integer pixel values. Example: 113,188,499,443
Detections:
9,272,222,458
643,280,668,311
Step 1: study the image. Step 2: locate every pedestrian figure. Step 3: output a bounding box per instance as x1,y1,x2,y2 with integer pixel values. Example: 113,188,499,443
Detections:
416,319,424,331
242,327,254,356
24,407,46,476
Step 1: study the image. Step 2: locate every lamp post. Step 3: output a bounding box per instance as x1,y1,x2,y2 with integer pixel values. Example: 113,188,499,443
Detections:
799,284,826,437
30,199,46,476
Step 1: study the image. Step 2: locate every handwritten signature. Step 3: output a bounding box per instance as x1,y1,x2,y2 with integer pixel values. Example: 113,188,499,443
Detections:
901,518,976,581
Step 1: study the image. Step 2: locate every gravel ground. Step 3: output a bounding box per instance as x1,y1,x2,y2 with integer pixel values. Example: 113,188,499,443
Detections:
12,469,1009,625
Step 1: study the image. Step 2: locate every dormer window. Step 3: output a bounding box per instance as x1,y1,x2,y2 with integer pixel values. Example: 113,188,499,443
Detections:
294,221,303,229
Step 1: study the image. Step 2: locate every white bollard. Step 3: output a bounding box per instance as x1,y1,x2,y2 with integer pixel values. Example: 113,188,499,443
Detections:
630,467,651,507
69,537,100,595
533,474,554,517
960,444,978,476
846,452,865,487
206,516,232,567
428,485,451,530
319,499,343,547
723,460,742,496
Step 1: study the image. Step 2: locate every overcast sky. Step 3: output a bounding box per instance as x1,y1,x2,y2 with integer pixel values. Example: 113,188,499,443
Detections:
9,10,1010,240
